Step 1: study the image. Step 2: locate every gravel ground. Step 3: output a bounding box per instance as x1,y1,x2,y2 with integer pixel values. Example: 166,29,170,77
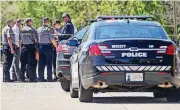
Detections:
1,67,180,110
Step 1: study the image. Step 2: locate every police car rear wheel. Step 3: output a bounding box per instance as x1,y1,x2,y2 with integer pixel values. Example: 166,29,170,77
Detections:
61,79,70,92
78,79,93,102
166,87,180,103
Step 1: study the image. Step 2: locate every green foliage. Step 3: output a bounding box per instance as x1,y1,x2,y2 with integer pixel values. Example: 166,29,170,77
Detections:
178,25,180,34
1,0,167,30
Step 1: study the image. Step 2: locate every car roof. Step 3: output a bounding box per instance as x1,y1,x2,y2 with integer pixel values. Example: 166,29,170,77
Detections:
94,20,161,27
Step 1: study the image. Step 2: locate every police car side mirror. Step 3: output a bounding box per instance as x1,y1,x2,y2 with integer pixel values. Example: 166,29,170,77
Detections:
68,40,79,46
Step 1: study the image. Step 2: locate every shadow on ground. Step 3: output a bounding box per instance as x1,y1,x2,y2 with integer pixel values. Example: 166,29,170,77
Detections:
92,97,180,104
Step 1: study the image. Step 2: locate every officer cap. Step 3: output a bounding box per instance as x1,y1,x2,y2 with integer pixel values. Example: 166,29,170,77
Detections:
16,18,24,24
25,18,33,24
43,17,50,23
6,19,14,24
53,19,61,25
62,13,71,20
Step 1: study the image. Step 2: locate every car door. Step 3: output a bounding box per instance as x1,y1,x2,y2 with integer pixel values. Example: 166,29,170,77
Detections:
71,27,91,88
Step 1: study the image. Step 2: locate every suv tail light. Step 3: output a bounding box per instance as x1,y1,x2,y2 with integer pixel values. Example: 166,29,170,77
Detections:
89,44,112,56
57,44,63,52
56,44,69,52
166,45,175,55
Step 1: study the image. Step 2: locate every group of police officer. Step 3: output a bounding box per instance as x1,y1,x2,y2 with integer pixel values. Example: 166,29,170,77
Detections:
2,13,75,82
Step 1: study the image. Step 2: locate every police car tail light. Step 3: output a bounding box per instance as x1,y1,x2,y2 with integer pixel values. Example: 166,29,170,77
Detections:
89,45,102,56
57,44,69,52
98,44,112,55
166,45,175,55
157,46,167,54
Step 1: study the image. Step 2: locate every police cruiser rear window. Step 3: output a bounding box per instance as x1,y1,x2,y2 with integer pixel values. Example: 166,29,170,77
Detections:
96,25,167,39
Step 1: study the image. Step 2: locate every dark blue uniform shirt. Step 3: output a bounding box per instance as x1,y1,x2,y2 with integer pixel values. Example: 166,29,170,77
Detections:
61,21,74,40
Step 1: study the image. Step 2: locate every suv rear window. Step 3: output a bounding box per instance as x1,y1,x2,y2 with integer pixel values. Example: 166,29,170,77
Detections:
96,25,168,39
69,27,89,40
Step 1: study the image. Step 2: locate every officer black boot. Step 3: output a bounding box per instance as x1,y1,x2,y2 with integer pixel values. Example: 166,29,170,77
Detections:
26,65,37,82
20,74,26,82
31,66,38,82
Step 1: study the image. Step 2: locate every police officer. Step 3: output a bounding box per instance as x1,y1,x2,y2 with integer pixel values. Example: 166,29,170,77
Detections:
11,19,24,81
53,19,62,80
37,17,58,82
61,13,75,40
53,19,62,42
20,18,38,82
2,19,15,82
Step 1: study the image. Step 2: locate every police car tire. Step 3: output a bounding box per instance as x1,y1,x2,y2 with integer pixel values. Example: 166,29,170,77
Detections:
61,79,70,92
166,87,180,103
70,75,78,98
78,79,93,102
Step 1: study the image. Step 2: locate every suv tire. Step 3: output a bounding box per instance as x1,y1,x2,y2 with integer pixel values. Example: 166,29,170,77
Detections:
61,79,70,92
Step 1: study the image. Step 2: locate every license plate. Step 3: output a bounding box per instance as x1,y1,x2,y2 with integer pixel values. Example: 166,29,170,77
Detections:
126,73,143,82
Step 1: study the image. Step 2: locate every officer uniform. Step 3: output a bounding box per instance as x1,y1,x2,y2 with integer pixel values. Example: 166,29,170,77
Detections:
2,25,15,81
61,21,74,40
20,25,38,81
11,24,21,81
55,28,62,42
53,28,61,79
37,25,54,81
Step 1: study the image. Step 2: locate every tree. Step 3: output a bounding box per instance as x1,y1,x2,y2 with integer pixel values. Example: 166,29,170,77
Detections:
1,0,167,30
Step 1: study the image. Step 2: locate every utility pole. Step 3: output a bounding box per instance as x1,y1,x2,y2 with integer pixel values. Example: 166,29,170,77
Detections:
173,1,177,36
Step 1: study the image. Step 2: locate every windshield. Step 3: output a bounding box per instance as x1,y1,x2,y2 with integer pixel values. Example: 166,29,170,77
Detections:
96,25,168,39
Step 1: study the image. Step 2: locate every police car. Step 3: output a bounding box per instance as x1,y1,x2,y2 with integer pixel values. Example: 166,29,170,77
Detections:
69,16,180,102
56,26,89,91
